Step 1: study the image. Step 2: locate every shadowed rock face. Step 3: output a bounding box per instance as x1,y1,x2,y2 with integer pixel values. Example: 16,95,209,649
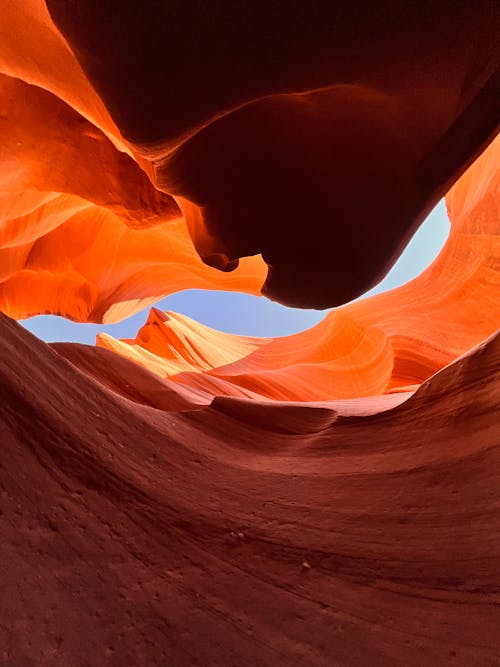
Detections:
0,1,499,665
0,1,498,318
47,0,499,307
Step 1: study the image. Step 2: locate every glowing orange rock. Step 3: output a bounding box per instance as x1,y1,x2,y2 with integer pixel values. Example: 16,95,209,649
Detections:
0,3,266,323
0,0,124,149
0,78,266,321
96,308,394,401
341,132,500,390
94,135,499,401
0,201,265,323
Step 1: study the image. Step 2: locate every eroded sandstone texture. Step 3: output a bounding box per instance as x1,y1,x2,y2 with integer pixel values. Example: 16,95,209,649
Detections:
0,1,499,665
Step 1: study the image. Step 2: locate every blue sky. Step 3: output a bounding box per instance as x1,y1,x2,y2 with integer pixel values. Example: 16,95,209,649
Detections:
21,200,450,343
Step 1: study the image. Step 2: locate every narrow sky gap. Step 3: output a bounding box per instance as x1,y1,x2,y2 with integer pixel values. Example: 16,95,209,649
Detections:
21,200,450,343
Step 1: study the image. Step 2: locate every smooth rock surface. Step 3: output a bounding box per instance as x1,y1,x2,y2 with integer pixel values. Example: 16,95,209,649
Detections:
1,315,500,665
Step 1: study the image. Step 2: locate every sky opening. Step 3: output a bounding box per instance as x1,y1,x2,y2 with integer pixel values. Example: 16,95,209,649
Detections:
21,200,450,344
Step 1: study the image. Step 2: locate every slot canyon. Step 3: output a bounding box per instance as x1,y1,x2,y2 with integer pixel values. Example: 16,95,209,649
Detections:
0,2,499,665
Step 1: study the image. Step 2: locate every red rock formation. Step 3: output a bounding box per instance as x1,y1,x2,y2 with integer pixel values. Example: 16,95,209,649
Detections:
89,135,500,401
94,308,395,401
0,1,499,665
45,0,500,308
1,1,498,316
2,315,500,665
0,1,266,322
0,72,266,322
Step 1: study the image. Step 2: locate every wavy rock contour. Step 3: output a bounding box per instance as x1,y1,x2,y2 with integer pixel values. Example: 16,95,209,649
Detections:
0,1,499,665
1,315,500,665
89,135,500,402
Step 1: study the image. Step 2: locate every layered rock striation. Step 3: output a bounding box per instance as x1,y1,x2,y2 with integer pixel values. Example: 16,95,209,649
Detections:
0,1,499,665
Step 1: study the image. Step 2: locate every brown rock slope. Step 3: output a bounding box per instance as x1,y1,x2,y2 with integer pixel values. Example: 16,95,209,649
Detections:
1,314,500,665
